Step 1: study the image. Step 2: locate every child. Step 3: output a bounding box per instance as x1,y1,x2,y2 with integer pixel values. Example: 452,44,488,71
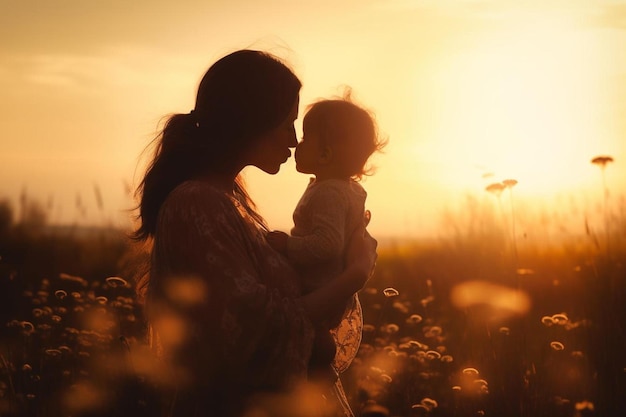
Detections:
267,92,385,384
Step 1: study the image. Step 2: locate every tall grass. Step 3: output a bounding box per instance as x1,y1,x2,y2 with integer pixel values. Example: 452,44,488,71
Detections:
0,164,624,416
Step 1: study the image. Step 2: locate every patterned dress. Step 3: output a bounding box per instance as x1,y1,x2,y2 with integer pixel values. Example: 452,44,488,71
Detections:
147,180,360,417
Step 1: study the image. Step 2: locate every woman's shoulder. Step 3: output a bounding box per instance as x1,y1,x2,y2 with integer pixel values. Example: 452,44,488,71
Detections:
167,180,230,205
160,180,236,221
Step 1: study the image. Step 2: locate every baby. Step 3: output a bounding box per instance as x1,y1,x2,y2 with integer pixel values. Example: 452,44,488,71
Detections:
267,93,385,383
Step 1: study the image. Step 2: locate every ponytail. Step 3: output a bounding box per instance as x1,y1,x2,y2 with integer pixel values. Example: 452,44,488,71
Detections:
133,112,205,241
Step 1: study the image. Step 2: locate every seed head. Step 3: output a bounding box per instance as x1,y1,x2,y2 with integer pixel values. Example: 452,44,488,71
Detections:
591,155,614,167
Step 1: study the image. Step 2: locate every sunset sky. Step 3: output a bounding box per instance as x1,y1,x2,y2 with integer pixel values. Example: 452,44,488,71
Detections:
2,0,625,239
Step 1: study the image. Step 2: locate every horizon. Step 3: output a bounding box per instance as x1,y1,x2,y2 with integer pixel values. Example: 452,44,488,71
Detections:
2,0,625,239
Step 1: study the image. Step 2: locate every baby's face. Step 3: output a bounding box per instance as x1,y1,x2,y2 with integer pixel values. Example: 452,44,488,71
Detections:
294,124,324,174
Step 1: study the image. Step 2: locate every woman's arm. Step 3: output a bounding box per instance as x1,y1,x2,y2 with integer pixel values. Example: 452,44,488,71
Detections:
300,218,377,323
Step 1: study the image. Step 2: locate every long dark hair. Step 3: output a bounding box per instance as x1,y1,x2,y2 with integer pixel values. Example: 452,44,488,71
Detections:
133,50,301,240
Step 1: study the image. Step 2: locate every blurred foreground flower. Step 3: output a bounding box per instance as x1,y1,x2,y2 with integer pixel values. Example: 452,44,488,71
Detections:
486,182,505,196
450,280,531,321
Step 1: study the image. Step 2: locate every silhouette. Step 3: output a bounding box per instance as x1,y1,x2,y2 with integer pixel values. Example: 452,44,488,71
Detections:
132,50,377,417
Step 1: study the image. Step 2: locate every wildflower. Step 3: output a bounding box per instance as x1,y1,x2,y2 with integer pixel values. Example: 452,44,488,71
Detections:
20,321,35,335
411,404,428,412
383,323,399,334
450,281,531,318
503,179,518,188
408,340,429,350
383,287,399,297
362,324,376,333
574,401,594,411
45,349,62,357
426,350,441,360
474,379,489,394
424,325,442,338
551,313,569,325
591,156,613,167
105,276,129,288
95,296,108,305
420,295,435,307
380,374,393,383
393,300,409,314
406,314,423,325
420,398,438,410
550,341,565,351
462,367,479,376
486,182,505,196
60,274,88,287
553,396,570,405
58,345,72,354
164,275,208,306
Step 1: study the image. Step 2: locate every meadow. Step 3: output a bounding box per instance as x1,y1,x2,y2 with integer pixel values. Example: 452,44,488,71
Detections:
0,182,624,417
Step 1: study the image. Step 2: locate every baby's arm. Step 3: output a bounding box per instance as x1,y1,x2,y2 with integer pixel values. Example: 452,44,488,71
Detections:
287,185,347,265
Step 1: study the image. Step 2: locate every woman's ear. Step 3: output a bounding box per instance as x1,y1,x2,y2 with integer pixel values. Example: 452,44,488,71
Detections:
318,146,333,165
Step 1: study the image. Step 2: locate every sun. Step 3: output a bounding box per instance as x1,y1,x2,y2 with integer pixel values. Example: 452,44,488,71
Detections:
416,16,617,197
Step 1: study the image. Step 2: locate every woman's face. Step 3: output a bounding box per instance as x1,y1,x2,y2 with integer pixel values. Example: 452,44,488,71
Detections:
245,97,299,174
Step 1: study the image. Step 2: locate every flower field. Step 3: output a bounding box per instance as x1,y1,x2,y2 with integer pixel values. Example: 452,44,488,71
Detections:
0,197,625,417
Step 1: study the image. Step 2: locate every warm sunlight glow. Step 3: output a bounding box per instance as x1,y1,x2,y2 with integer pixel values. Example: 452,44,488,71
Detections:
411,16,621,198
2,1,625,238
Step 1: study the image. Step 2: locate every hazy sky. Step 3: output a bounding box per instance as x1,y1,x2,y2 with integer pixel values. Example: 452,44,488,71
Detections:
2,0,625,238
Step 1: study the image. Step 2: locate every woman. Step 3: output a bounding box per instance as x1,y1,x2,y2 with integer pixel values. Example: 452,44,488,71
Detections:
133,50,377,417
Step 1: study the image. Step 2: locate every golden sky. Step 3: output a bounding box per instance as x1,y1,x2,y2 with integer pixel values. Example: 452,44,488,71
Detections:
1,0,625,238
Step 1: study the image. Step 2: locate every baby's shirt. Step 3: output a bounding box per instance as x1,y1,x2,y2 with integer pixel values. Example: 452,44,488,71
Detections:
286,178,367,293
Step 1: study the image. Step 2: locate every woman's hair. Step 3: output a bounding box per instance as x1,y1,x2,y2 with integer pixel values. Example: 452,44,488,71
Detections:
304,90,386,180
133,50,301,240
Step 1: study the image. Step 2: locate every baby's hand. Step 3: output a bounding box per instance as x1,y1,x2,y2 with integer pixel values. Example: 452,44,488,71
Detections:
266,230,289,253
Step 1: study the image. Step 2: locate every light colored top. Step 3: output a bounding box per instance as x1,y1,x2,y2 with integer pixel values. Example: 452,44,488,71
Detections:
285,178,365,380
287,178,367,293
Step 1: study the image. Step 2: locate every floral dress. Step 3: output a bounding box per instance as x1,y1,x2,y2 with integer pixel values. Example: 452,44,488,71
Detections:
147,180,360,417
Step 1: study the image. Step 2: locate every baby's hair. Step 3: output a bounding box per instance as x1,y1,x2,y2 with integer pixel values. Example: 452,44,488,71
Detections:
304,88,386,180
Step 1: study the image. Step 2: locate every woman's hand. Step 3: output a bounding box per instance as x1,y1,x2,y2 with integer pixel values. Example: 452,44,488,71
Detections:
300,210,378,324
266,230,289,254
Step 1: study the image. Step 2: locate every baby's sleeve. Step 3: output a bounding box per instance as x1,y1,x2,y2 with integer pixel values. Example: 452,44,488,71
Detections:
286,184,348,265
